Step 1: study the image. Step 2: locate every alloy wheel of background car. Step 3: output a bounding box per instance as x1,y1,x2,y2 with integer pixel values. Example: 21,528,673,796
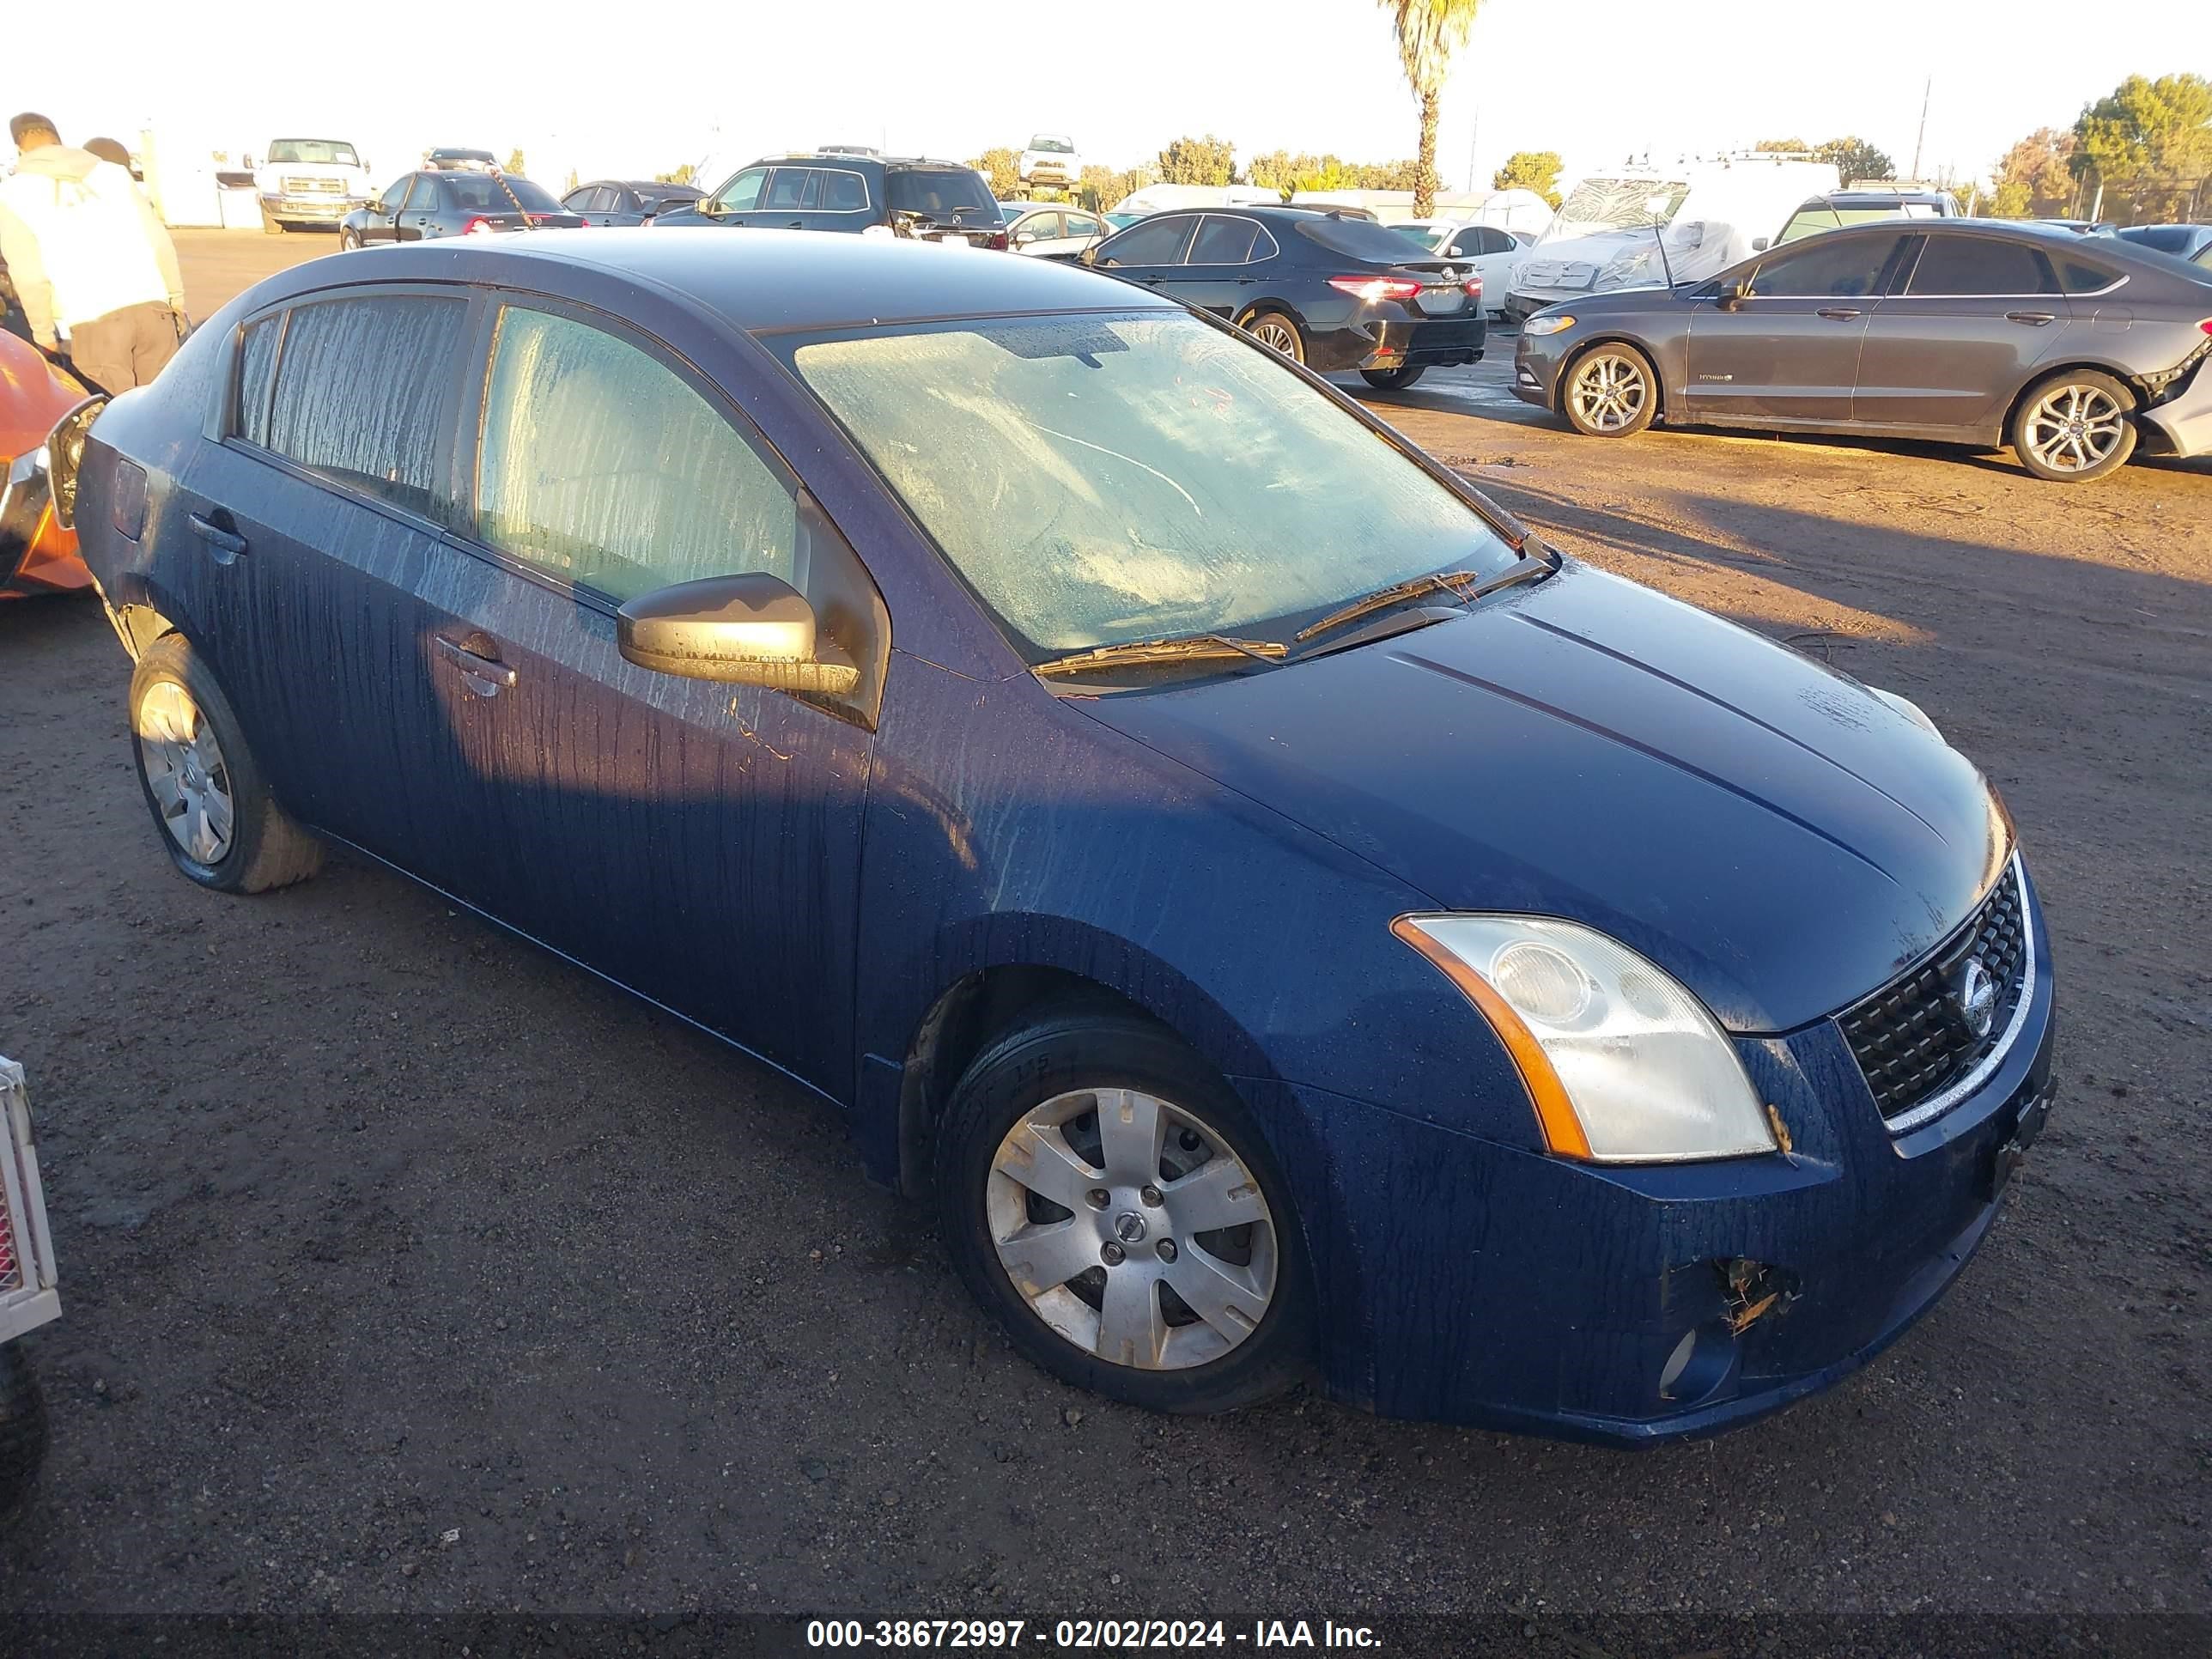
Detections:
128,635,324,894
2011,372,2137,483
1564,345,1657,437
1244,313,1304,364
935,1003,1312,1414
339,229,360,251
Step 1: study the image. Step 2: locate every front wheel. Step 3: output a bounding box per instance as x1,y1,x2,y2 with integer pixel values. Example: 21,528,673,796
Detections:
1561,343,1659,437
1359,365,1426,392
338,228,361,251
934,1006,1313,1414
1243,311,1305,365
2010,370,2137,482
129,635,324,893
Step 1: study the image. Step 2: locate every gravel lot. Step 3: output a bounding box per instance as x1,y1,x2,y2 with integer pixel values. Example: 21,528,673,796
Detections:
3,229,2209,1652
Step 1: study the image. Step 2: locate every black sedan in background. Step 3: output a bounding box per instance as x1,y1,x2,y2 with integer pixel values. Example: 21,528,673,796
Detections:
1512,219,2212,481
561,179,705,227
1074,205,1485,389
340,169,586,246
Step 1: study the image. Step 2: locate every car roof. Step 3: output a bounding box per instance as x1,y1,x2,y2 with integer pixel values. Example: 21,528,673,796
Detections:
278,229,1182,334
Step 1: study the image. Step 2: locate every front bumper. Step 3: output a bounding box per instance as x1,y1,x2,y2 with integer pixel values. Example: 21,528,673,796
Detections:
2140,356,2212,458
1510,325,1571,410
1264,869,2057,1445
260,194,359,222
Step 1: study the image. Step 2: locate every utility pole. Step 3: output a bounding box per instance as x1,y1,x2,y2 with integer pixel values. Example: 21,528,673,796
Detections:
1466,111,1479,193
1910,76,1930,181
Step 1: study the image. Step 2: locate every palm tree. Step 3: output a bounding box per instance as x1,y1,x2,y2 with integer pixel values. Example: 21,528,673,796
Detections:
1376,0,1481,217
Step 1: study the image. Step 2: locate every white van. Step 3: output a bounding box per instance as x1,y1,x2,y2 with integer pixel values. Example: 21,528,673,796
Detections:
1504,157,1838,321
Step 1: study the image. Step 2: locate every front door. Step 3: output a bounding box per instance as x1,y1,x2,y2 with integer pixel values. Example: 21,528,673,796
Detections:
1090,213,1200,295
1683,232,1905,424
1853,232,2070,431
422,299,881,1093
396,173,445,242
701,165,769,228
362,173,415,243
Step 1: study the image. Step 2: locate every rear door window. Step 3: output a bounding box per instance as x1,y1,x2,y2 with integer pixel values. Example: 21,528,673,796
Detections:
1749,234,1903,298
765,169,814,210
1189,216,1261,264
1906,234,2058,295
263,294,468,521
473,307,799,605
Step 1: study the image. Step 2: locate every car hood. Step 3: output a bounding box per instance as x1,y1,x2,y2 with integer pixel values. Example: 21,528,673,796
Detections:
1078,563,2009,1033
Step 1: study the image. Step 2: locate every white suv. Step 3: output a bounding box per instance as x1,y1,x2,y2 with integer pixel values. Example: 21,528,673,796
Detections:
1018,135,1080,191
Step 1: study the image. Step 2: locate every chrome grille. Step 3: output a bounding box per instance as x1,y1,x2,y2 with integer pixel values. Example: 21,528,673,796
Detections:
1838,858,2033,1131
283,176,343,194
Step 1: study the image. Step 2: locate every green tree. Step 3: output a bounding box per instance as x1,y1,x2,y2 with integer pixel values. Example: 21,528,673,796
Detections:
1079,163,1147,213
1157,134,1236,187
2072,72,2212,222
1813,137,1895,183
969,147,1022,198
1985,127,2078,218
1376,0,1482,217
504,149,526,176
655,162,698,186
1492,149,1563,207
1753,137,1811,154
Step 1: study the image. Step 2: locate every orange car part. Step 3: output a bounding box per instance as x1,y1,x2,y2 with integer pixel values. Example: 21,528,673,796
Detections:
0,331,92,599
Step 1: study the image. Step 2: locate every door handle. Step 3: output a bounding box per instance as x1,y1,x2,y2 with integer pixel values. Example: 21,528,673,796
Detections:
2005,310,2057,325
187,512,247,561
786,220,805,228
434,635,517,695
1815,307,1863,320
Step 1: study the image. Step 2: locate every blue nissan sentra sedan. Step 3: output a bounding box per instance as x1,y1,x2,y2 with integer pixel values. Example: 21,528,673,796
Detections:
47,231,2054,1443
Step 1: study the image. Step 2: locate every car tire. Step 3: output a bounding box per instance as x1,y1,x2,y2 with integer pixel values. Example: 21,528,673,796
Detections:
1242,311,1305,365
0,1345,47,1529
338,228,360,251
2009,369,2137,483
1359,365,1427,392
129,635,324,895
1560,342,1660,437
933,1002,1314,1415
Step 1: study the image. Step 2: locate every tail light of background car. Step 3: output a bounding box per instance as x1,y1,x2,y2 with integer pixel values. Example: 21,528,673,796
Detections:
1328,276,1424,304
463,216,498,234
987,231,1010,251
1464,276,1485,298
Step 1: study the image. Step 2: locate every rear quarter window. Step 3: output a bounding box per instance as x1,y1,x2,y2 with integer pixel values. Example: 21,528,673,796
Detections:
234,314,282,448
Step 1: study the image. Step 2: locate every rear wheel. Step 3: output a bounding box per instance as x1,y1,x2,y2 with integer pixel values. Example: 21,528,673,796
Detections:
129,635,324,894
1243,311,1304,364
934,1005,1313,1414
1359,365,1427,391
1561,343,1658,437
2010,370,2136,482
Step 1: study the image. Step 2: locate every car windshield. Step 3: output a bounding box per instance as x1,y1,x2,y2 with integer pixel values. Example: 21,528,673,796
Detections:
779,312,1516,657
267,140,359,167
1777,204,1944,243
1540,177,1691,243
1028,137,1074,154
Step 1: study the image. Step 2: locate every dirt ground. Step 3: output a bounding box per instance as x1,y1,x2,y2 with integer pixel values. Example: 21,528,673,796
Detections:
3,228,2209,1650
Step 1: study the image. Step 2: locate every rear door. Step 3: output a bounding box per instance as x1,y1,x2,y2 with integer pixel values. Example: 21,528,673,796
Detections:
169,289,483,884
419,298,883,1092
1683,232,1906,423
760,166,817,230
1854,232,2071,431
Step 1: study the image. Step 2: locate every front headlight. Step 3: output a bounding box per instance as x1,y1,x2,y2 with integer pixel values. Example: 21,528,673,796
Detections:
1392,915,1776,1163
1522,313,1577,336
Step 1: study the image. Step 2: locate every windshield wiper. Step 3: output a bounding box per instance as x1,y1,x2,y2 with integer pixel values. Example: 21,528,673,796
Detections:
1294,553,1555,648
1032,634,1287,678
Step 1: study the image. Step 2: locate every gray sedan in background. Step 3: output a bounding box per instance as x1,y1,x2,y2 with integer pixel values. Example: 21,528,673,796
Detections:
1512,220,2212,481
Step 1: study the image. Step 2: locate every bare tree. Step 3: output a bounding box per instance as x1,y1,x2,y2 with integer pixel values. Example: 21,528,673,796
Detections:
1376,0,1480,217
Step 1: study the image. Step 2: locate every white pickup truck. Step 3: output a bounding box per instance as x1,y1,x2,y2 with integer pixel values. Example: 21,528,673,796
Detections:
251,137,373,234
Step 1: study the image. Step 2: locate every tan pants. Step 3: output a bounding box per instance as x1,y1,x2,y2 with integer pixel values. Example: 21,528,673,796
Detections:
67,301,181,392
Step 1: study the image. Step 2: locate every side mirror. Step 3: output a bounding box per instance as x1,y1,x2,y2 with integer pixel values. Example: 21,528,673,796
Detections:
1080,245,1099,267
1714,280,1746,311
363,194,382,213
1750,235,1771,252
617,572,857,693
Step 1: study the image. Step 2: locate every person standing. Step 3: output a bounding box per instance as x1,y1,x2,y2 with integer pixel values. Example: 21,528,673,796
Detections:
0,112,187,391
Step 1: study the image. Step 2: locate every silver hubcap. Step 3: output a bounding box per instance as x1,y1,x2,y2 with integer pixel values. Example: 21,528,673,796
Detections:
137,680,235,865
1249,319,1298,357
1569,351,1648,432
988,1088,1278,1370
2025,385,2124,472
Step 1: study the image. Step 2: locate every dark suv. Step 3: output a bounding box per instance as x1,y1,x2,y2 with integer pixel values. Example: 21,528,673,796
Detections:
653,153,1006,247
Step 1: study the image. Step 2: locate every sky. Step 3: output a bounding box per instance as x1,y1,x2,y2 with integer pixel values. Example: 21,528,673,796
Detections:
3,0,2208,199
